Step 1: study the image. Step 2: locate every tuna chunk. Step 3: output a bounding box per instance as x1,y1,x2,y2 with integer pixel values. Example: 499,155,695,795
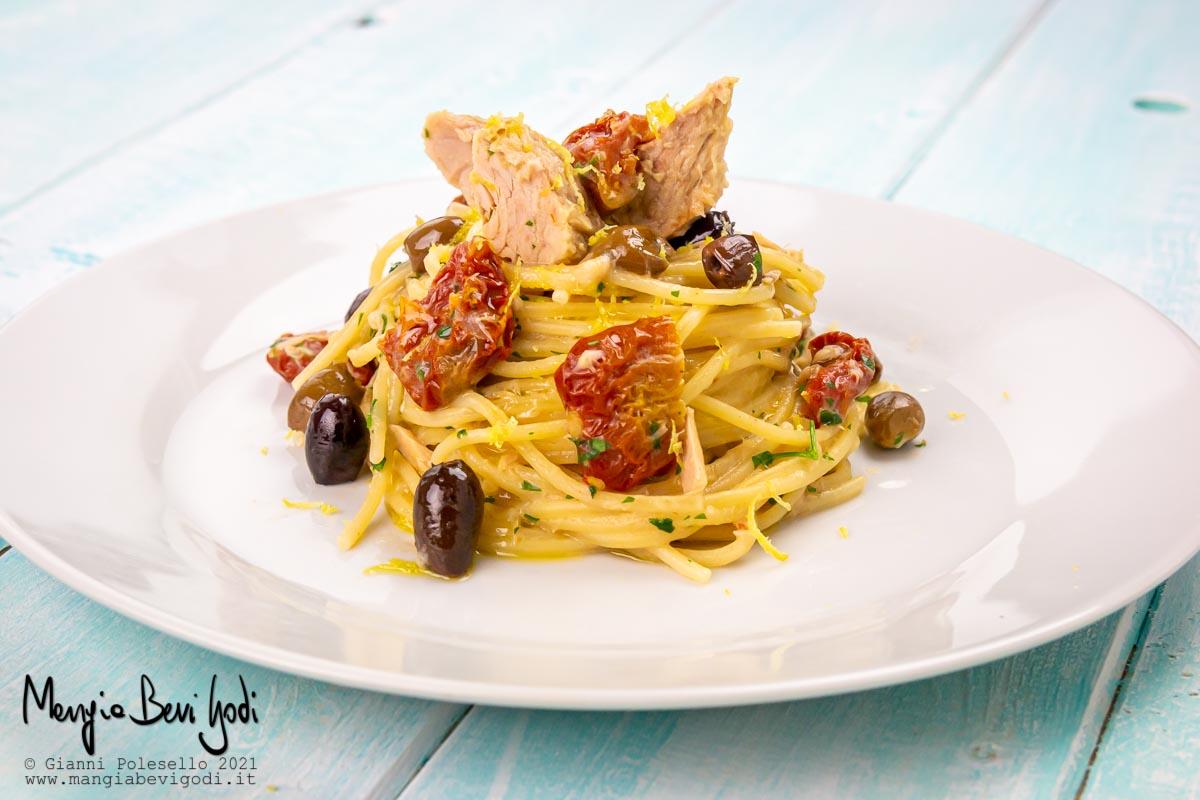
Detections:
423,114,601,264
464,119,601,264
424,111,484,190
614,77,737,238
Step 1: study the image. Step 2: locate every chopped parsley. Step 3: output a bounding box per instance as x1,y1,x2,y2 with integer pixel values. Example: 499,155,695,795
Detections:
751,449,819,469
648,517,675,533
819,409,843,426
588,485,597,498
855,395,871,403
586,339,600,346
520,480,541,492
436,324,452,339
893,432,904,446
370,457,386,472
862,356,876,371
484,496,496,503
806,486,818,494
366,398,377,429
622,496,635,503
456,429,468,439
525,219,534,227
487,148,495,156
751,249,763,276
597,281,605,292
914,440,927,448
671,289,680,298
570,437,610,464
522,513,540,524
416,364,427,380
423,127,430,138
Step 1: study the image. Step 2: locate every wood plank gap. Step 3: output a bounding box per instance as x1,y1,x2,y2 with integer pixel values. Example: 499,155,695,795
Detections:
546,0,732,129
1072,584,1166,800
390,703,475,799
882,0,1060,200
0,2,387,221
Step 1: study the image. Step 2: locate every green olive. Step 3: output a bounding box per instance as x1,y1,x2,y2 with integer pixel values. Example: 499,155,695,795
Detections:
287,362,364,431
404,216,464,274
865,391,925,449
587,225,673,276
702,233,762,289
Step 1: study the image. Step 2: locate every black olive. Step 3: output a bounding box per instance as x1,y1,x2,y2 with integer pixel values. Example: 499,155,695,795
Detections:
669,209,735,248
702,234,763,289
865,391,925,449
414,460,484,577
288,363,364,431
305,394,370,484
404,216,464,274
344,287,372,322
587,224,673,276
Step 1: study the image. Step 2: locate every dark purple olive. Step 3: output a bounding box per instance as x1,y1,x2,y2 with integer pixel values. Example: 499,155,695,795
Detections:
404,216,464,274
587,224,673,276
865,391,925,449
345,287,372,322
669,209,735,248
414,460,484,577
305,394,369,484
702,233,763,289
288,362,364,431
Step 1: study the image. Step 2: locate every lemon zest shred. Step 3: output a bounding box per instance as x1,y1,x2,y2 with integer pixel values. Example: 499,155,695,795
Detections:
744,501,788,561
260,445,268,456
645,96,676,135
947,411,966,420
838,525,849,539
282,498,340,515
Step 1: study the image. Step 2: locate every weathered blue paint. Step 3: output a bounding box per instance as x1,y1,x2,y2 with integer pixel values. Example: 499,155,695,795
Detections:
0,0,1196,796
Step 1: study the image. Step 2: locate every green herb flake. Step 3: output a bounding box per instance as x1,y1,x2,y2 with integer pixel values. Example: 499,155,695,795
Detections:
370,457,386,472
456,429,468,439
416,364,427,380
423,127,430,138
855,395,871,403
806,486,818,494
751,249,763,276
671,289,680,298
525,219,534,227
570,436,610,464
914,440,927,448
818,409,843,426
648,517,675,533
484,496,496,503
436,324,452,339
522,513,540,524
622,496,635,503
520,480,542,492
862,356,876,371
588,485,597,498
597,281,605,293
893,432,904,446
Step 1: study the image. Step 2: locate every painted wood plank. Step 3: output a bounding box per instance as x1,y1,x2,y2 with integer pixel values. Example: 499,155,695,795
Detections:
404,0,1200,795
0,551,466,798
0,0,355,211
0,0,1046,323
401,603,1148,800
1083,556,1200,799
895,0,1200,338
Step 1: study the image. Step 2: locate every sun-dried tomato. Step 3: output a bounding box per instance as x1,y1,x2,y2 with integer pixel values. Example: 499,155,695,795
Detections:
381,238,515,411
266,331,375,385
554,316,686,491
798,331,879,427
564,110,655,213
267,332,328,383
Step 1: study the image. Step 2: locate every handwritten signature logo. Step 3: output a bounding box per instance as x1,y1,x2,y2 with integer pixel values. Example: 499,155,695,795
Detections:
22,674,260,755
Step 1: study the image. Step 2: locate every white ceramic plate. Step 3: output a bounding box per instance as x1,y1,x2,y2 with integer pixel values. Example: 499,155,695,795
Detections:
2,179,1198,709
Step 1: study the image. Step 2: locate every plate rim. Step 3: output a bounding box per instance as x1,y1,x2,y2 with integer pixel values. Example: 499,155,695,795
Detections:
1,178,1197,709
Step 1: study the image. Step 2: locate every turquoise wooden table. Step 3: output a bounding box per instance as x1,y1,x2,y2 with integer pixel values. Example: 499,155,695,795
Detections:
2,1,1197,797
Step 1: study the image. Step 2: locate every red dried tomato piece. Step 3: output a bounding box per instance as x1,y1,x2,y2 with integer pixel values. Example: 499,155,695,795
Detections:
554,316,686,491
266,330,376,386
267,332,328,383
381,238,515,411
799,331,879,427
564,110,655,213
